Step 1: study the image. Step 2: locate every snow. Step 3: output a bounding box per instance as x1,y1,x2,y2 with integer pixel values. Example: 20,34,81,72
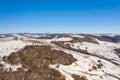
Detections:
0,39,42,57
22,34,51,38
0,34,120,80
70,34,85,38
0,40,26,57
65,39,120,63
38,37,73,43
103,76,119,80
107,34,117,37
0,39,43,72
49,64,74,80
0,60,22,72
0,37,14,42
55,37,73,41
93,34,119,37
49,48,120,80
27,34,51,38
29,34,41,38
49,40,120,80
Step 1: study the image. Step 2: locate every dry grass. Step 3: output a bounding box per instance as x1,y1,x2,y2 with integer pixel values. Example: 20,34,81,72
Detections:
89,63,103,71
97,63,103,68
1,45,77,80
72,74,88,80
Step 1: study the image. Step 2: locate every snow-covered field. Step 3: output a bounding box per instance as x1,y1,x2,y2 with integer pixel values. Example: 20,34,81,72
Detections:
50,50,120,80
0,60,22,72
0,37,14,42
0,40,26,71
0,40,26,57
64,39,120,64
48,36,120,80
70,34,85,38
0,34,120,80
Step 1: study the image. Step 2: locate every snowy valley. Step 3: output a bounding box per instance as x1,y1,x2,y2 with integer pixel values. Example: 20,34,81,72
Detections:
0,33,120,80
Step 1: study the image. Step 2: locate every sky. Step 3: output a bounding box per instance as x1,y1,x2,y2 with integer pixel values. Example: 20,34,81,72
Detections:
0,0,120,33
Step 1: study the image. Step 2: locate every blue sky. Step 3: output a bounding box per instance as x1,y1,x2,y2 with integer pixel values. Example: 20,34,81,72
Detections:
0,0,120,33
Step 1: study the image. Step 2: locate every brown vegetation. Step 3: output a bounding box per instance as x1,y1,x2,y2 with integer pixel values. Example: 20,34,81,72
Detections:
89,63,103,71
72,74,88,80
1,45,77,80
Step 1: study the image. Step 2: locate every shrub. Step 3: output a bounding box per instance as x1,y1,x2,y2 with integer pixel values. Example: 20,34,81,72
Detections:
0,45,77,80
